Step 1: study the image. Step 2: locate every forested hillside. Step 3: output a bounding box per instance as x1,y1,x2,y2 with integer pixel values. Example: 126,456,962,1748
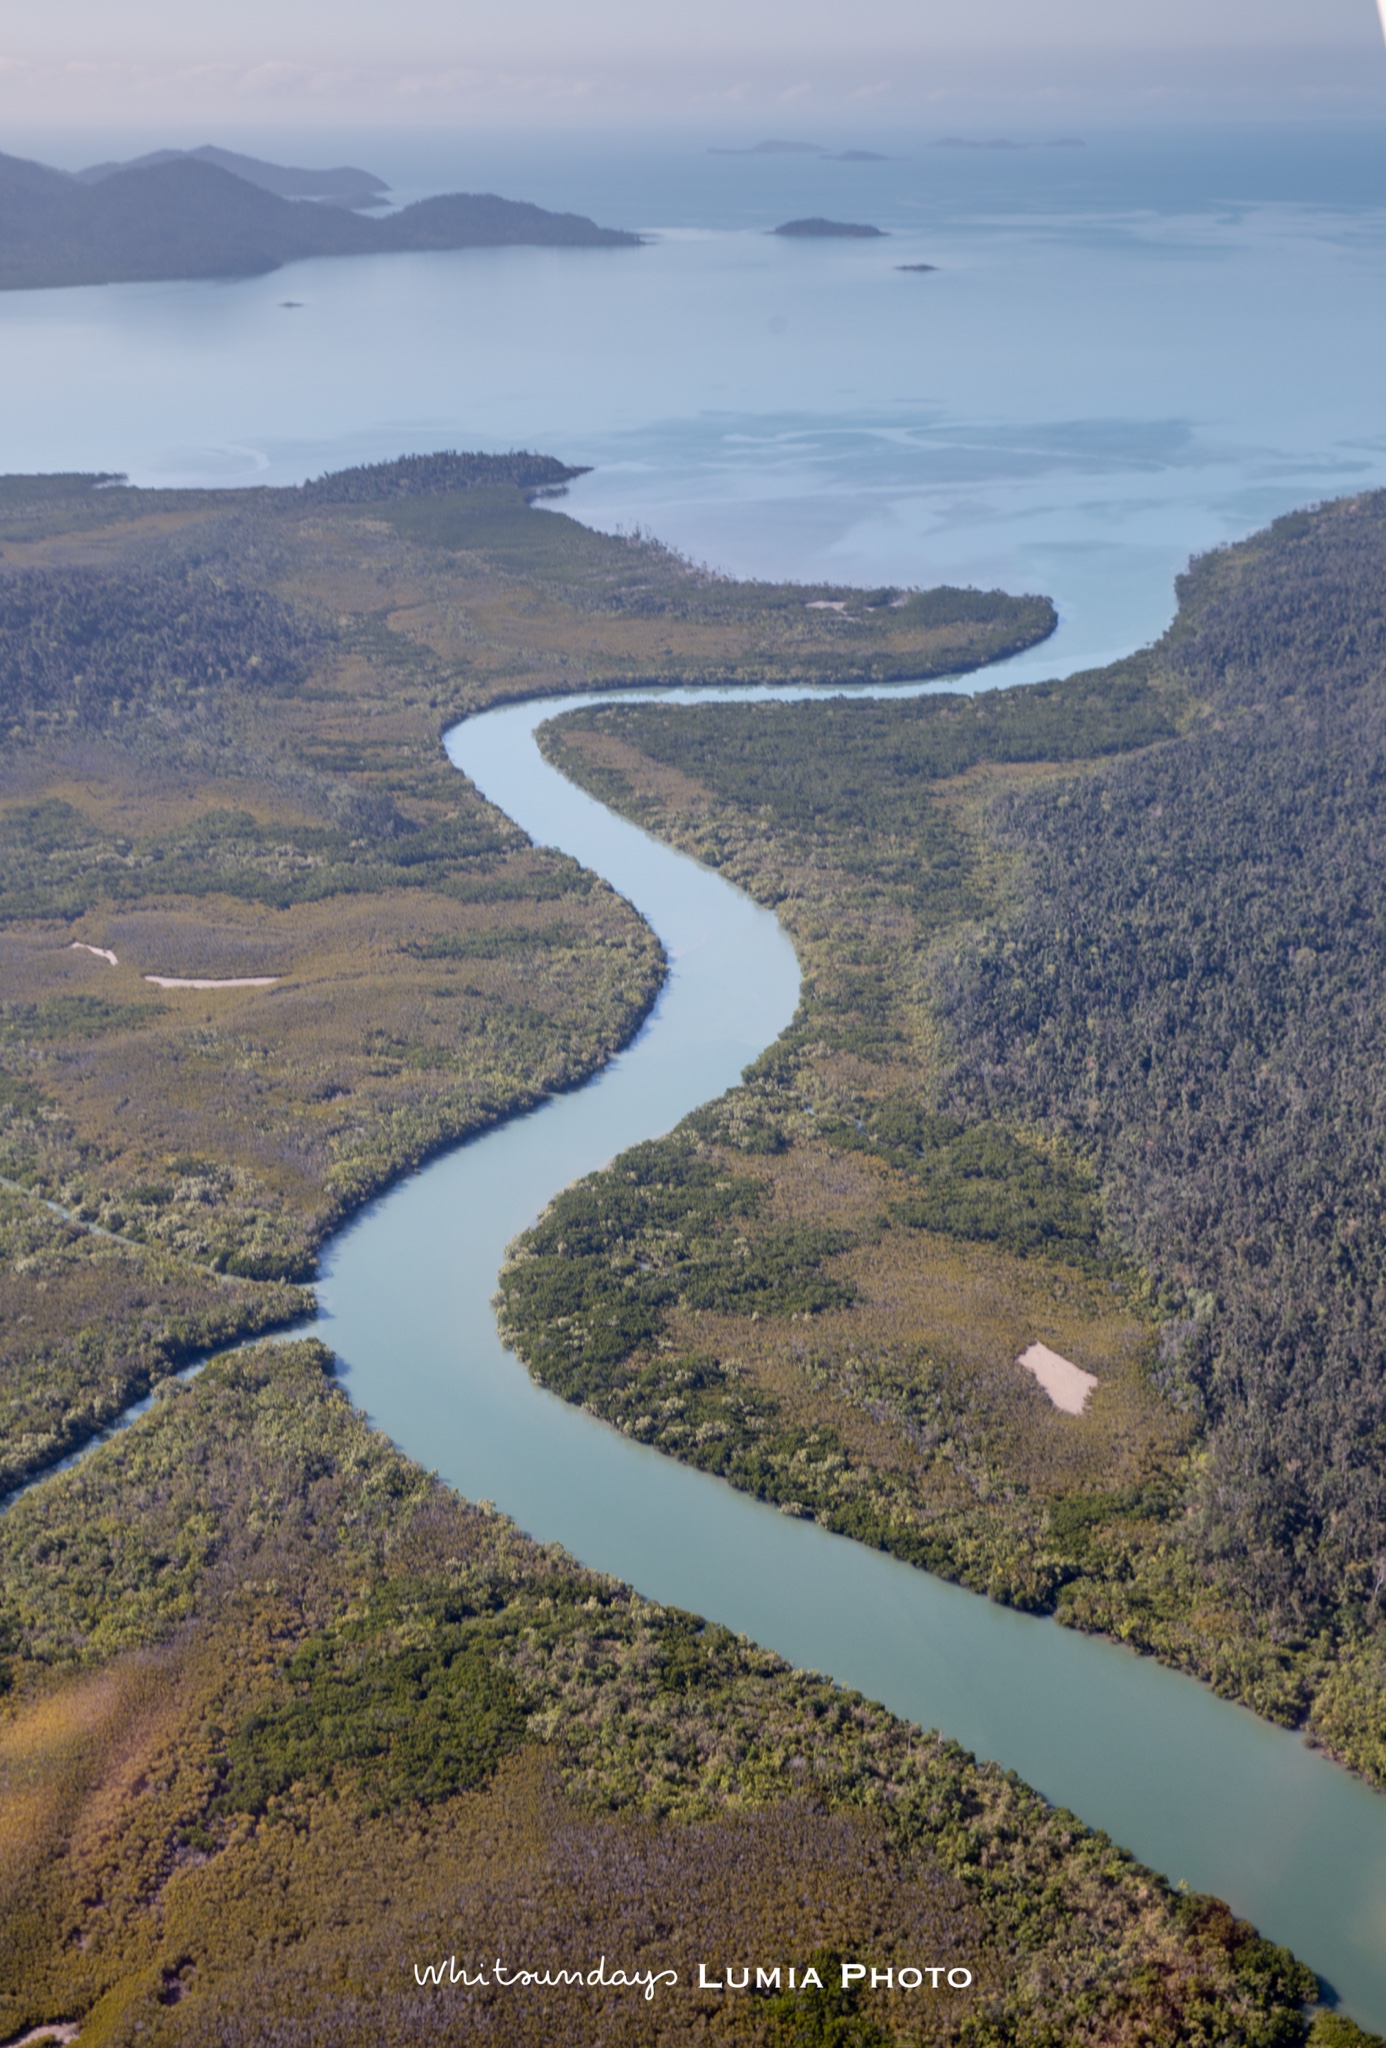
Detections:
527,491,1386,1785
947,497,1386,1643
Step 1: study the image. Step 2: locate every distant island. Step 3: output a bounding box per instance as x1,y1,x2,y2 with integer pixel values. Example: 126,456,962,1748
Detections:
772,216,886,239
709,138,824,155
0,147,641,292
934,135,1085,151
710,140,889,161
74,144,390,209
897,262,938,272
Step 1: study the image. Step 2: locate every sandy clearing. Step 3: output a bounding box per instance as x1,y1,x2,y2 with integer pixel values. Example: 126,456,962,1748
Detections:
1017,1341,1098,1415
143,975,280,990
70,941,117,966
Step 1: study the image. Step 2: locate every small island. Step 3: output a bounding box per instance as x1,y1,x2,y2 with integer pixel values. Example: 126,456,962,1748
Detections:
710,141,889,162
772,216,886,239
709,138,824,155
897,262,938,272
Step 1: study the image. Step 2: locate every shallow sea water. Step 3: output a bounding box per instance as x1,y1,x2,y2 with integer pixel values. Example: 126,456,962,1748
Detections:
4,122,1386,668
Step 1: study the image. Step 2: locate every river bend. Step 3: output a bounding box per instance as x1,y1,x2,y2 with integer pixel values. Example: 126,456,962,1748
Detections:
314,676,1386,2030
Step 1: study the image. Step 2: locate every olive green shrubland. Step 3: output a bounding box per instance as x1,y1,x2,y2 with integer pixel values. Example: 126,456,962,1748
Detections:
0,457,1051,1493
0,1341,1329,2043
0,458,1364,2043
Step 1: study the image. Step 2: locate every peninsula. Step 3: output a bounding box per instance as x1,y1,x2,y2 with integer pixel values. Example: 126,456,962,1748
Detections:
0,149,641,291
0,456,1048,1510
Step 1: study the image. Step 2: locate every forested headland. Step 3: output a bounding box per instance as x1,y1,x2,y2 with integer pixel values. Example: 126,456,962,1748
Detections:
520,491,1386,1792
0,148,641,291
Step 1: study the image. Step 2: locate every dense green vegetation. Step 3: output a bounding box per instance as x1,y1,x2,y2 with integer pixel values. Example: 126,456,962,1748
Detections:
0,1340,1334,2044
524,495,1386,1783
824,1105,1107,1267
944,494,1386,1640
0,791,515,921
296,448,590,504
504,1130,855,1393
0,564,321,737
552,666,1179,831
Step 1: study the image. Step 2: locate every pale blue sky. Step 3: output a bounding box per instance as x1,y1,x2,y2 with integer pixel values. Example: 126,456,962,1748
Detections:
4,0,1384,128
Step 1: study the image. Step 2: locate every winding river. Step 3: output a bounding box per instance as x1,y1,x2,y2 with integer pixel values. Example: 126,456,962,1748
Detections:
314,670,1386,2030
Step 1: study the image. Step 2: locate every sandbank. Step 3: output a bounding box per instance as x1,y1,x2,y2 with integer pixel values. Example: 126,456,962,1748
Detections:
143,975,281,990
1017,1341,1097,1415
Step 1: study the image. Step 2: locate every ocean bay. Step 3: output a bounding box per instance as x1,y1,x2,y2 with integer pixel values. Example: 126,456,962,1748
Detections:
3,124,1386,669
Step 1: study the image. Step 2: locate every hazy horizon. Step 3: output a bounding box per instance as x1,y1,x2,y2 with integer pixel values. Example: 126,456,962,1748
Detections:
3,0,1385,132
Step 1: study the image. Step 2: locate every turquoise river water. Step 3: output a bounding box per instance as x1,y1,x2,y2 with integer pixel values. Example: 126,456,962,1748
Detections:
315,674,1386,2030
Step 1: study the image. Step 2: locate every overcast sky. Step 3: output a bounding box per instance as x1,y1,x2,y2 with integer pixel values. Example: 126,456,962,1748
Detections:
5,0,1385,129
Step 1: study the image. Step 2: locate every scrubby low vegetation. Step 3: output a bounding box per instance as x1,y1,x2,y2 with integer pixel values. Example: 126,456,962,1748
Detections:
0,1341,1330,2044
0,456,1054,1495
522,492,1386,1784
3,457,1360,2043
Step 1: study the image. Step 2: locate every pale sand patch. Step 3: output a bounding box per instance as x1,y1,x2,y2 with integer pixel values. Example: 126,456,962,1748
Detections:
70,941,117,966
1018,1341,1098,1415
143,975,280,990
9,2027,81,2045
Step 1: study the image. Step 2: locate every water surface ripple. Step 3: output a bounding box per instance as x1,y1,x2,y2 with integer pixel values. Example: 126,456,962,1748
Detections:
316,681,1386,2030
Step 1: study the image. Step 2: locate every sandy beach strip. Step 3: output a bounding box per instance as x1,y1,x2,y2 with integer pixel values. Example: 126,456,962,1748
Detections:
143,975,281,990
